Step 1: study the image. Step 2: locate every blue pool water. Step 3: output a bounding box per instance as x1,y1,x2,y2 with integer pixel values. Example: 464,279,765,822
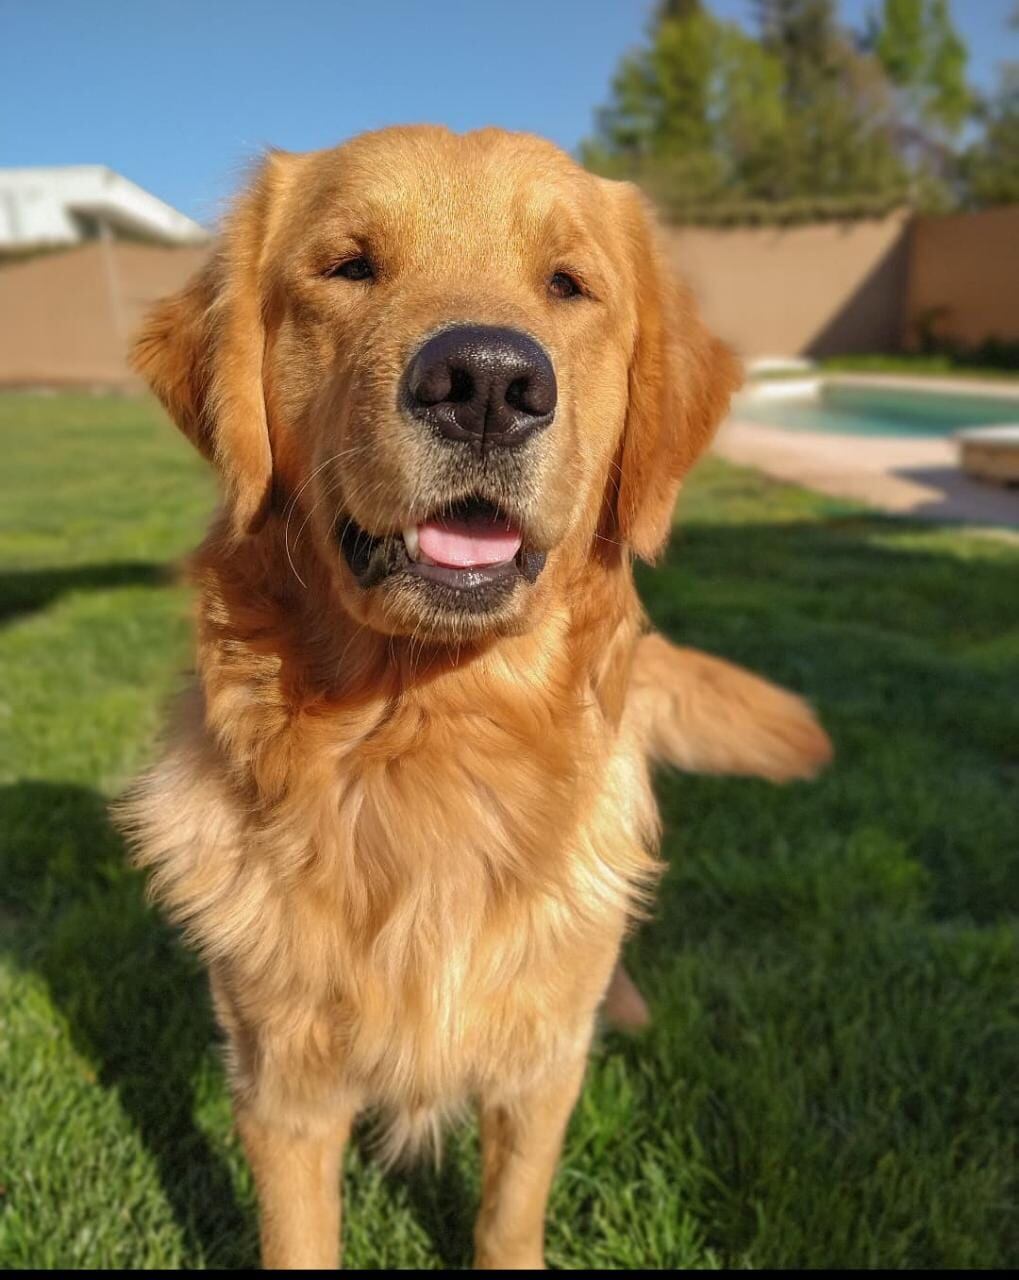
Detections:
738,382,1019,438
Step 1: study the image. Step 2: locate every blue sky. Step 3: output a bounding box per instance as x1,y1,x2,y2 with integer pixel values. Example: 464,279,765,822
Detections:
2,0,1016,224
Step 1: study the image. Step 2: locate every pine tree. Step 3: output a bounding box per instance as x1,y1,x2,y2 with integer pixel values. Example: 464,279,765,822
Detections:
872,0,971,132
752,0,905,202
870,0,972,200
961,4,1019,207
581,4,737,208
658,0,704,18
753,0,839,110
581,0,932,221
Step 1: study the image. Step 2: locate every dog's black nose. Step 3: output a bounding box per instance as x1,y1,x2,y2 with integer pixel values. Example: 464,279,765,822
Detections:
405,325,556,448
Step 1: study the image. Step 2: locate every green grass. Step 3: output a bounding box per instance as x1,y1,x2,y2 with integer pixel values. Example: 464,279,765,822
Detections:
751,355,1019,382
821,355,1019,381
1,393,1017,1269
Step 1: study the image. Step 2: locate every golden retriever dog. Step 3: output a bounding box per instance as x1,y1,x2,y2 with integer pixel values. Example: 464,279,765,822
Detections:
120,125,830,1270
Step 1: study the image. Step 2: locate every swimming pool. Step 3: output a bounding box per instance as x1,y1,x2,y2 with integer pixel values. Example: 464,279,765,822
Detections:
736,379,1019,438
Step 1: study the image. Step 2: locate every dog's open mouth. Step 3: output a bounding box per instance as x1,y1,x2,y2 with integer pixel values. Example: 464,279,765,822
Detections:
338,496,547,607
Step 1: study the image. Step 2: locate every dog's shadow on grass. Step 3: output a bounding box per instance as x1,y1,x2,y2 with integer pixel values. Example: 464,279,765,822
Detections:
0,779,479,1269
351,1126,478,1269
0,779,258,1268
4,513,1017,1265
0,562,172,626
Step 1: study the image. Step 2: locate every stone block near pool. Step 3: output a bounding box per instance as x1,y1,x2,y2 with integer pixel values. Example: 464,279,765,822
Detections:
957,425,1019,486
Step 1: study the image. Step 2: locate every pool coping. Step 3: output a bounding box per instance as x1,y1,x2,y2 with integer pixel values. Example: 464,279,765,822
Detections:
738,371,1019,407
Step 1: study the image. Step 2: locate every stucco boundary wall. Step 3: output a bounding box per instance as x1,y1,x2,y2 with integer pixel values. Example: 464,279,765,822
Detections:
0,204,1016,386
663,211,913,359
905,205,1019,351
0,242,207,389
663,203,1019,361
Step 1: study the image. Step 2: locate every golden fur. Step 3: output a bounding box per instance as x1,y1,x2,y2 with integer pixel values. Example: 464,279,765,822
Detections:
119,126,830,1269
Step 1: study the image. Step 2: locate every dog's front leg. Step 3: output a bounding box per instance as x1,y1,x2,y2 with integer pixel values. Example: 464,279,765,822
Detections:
474,1053,588,1270
237,1106,355,1270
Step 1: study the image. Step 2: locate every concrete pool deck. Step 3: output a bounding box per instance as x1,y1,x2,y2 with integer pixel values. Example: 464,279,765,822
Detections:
715,420,1019,529
715,374,1019,531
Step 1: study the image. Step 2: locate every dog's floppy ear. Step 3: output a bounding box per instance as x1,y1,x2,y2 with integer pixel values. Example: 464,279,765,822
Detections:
612,184,742,562
131,154,291,539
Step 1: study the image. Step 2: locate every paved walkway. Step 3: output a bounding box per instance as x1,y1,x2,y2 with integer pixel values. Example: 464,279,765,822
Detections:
715,418,1019,531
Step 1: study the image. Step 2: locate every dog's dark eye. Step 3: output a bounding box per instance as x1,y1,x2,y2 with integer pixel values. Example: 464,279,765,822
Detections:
327,256,375,282
548,271,582,300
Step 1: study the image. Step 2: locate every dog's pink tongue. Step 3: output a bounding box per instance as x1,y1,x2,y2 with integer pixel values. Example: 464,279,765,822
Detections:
417,515,522,568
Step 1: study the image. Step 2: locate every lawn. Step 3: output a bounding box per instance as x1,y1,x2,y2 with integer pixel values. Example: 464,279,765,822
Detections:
753,354,1019,382
821,355,1019,381
1,393,1017,1269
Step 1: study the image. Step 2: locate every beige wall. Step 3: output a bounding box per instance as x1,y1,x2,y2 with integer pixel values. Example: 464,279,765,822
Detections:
906,205,1019,348
663,212,912,359
0,242,207,388
0,204,1015,386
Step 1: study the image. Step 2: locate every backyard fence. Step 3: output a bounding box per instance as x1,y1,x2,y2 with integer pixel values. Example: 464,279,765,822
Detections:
0,205,1016,387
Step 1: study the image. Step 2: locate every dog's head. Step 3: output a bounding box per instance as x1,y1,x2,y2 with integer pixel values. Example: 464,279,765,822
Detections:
134,126,740,643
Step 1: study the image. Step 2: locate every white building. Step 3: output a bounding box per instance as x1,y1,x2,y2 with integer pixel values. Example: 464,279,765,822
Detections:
0,165,208,251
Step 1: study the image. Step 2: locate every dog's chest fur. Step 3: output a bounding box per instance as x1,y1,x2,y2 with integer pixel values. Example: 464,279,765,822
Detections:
124,629,657,1140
